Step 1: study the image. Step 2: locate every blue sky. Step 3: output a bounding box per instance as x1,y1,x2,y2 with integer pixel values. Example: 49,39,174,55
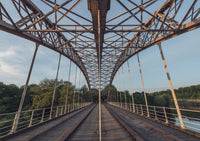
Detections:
0,30,87,89
112,28,200,92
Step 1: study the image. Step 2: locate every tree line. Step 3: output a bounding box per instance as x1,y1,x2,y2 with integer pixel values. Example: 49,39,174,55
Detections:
1,80,200,114
107,84,200,107
0,79,90,114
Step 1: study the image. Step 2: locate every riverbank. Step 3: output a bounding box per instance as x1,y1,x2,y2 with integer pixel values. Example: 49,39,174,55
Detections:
171,99,200,110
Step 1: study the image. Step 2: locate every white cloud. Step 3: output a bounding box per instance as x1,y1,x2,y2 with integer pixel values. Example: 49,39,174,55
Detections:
0,45,30,85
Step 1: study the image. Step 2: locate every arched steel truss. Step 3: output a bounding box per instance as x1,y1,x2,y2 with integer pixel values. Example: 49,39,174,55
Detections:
0,0,200,90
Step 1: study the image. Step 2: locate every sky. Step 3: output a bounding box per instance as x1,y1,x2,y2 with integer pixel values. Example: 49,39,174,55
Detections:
0,30,87,89
0,0,200,93
112,28,200,92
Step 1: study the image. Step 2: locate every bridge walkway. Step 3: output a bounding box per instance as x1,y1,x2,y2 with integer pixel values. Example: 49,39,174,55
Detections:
106,104,200,141
1,104,200,141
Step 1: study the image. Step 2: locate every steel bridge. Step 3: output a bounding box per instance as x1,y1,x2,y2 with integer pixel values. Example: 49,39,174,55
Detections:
0,0,200,140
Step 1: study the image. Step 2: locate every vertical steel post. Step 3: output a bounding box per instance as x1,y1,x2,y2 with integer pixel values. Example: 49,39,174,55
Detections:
122,66,127,110
54,0,57,30
78,70,81,109
113,77,117,106
154,106,158,120
108,84,112,102
97,9,102,141
65,60,72,114
137,53,150,117
49,53,61,120
73,66,77,111
68,104,70,113
10,43,39,133
116,72,119,107
77,94,79,109
116,87,119,107
163,107,168,124
73,26,77,111
127,61,135,112
81,74,84,108
28,110,34,127
118,72,122,108
56,106,59,117
60,106,63,116
40,108,45,123
80,73,83,108
141,105,143,116
115,88,117,106
158,43,185,129
81,91,83,108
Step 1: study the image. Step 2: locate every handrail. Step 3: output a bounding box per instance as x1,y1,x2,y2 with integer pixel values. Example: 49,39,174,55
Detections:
0,102,91,137
109,102,200,134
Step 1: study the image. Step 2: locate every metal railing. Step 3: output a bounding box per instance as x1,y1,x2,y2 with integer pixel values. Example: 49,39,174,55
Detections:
109,102,200,134
0,102,90,137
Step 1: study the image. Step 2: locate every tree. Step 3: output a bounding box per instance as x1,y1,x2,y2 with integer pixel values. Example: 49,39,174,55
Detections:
91,88,98,103
0,83,21,113
30,79,55,109
80,85,90,102
58,81,74,105
101,85,117,102
154,94,170,107
133,92,145,104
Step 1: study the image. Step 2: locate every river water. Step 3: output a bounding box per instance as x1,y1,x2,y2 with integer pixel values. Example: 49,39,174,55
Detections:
175,117,200,133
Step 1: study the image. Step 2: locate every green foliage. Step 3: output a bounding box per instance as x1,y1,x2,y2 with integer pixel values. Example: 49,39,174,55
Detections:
153,94,170,107
80,85,90,102
101,84,133,103
118,90,132,103
0,105,6,113
147,85,200,107
112,84,200,107
175,85,200,100
0,79,89,114
0,82,21,113
91,88,98,102
30,79,89,109
1,80,200,114
30,79,55,109
101,85,117,102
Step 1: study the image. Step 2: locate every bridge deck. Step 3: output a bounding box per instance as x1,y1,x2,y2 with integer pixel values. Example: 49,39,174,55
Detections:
1,104,200,141
68,104,132,141
4,105,94,141
106,104,200,141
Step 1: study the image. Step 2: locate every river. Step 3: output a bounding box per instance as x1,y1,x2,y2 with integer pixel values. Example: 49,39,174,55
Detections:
175,117,200,133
